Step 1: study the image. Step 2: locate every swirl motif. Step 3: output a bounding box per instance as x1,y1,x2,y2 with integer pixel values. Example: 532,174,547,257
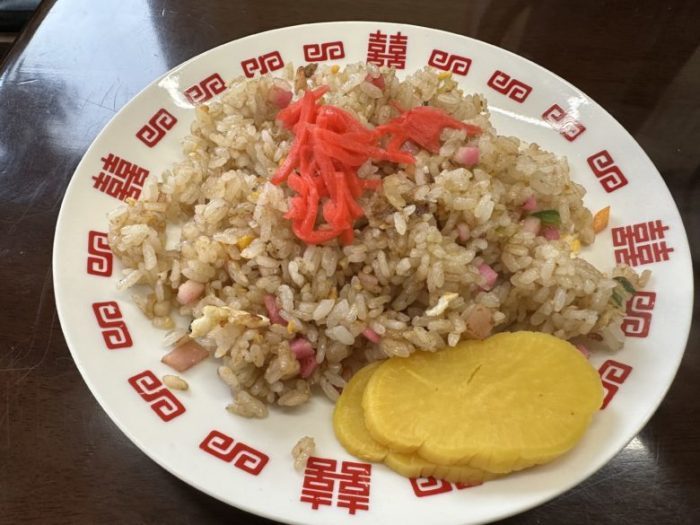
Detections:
136,108,178,147
303,41,345,62
92,301,132,349
184,73,226,104
427,49,471,76
128,370,186,422
622,291,656,337
587,150,629,192
542,103,586,141
87,231,112,276
487,70,533,103
598,360,633,409
409,477,453,497
241,51,284,78
199,430,270,476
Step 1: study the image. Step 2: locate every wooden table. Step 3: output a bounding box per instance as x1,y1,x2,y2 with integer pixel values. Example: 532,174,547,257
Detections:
1,1,698,523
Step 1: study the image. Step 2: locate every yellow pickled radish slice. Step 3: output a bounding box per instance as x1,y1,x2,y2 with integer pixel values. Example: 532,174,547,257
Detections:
384,451,495,484
362,331,603,474
333,361,492,484
333,362,387,462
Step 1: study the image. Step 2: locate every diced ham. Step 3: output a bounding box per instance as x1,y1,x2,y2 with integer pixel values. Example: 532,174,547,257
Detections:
269,86,293,109
574,343,591,359
478,263,498,291
299,356,318,378
522,216,541,235
464,305,494,340
400,140,419,154
522,195,537,211
289,337,318,378
361,328,381,344
457,222,470,242
290,337,315,359
176,279,205,305
453,146,480,167
364,73,385,90
542,226,560,240
264,294,286,325
161,340,209,372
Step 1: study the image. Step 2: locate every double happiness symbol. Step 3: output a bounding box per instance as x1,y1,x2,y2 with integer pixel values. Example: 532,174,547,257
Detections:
366,30,408,69
91,153,149,201
300,456,372,514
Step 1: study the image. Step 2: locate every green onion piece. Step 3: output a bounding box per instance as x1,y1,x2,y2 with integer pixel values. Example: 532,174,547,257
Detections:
530,209,561,226
613,276,637,294
611,290,623,307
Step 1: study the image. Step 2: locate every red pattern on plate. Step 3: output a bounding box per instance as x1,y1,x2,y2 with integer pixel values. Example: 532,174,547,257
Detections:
542,103,586,141
87,230,112,277
199,430,269,475
486,70,532,102
409,477,481,497
587,150,629,192
427,49,471,76
410,477,452,497
136,108,178,147
366,30,408,69
622,291,656,338
454,481,482,489
300,456,372,514
598,360,633,409
127,370,186,422
184,73,226,104
92,301,132,349
611,220,674,266
241,51,284,78
303,41,345,62
92,153,149,201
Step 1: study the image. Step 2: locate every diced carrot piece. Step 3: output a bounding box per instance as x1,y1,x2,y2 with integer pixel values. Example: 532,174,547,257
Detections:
593,206,610,234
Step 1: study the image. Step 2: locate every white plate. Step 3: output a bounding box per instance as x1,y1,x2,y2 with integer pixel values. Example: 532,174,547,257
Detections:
53,22,693,525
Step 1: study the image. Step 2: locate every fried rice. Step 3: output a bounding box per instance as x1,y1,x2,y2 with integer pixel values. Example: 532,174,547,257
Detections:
108,63,648,417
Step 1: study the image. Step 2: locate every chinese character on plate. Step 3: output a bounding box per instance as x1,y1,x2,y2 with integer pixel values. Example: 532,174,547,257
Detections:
91,153,148,201
366,30,408,69
611,220,673,266
300,456,372,514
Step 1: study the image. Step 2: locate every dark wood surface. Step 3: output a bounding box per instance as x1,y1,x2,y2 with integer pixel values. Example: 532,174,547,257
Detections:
1,1,698,523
